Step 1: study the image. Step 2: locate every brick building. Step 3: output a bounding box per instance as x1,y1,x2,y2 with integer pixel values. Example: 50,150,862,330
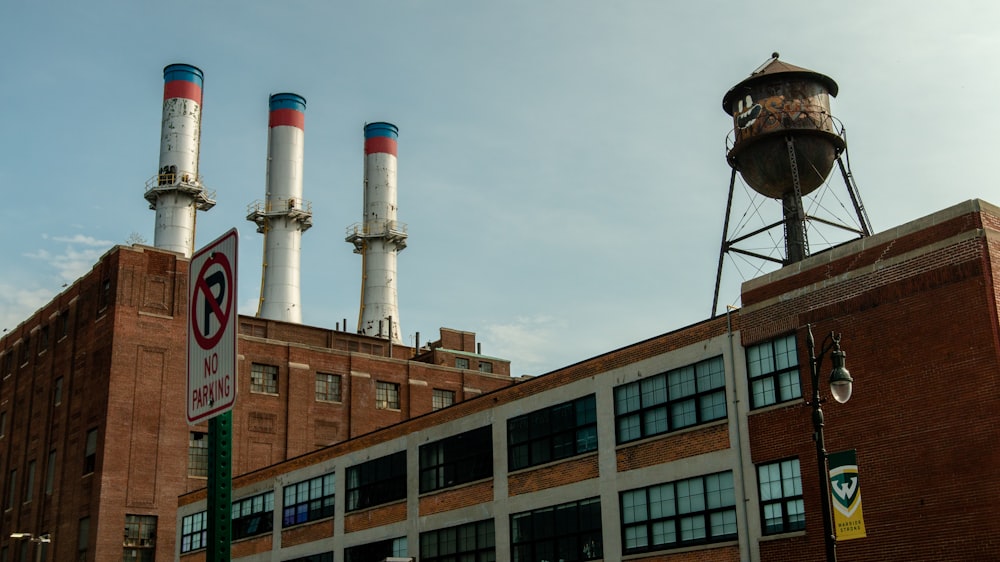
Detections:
0,244,513,562
177,199,1000,561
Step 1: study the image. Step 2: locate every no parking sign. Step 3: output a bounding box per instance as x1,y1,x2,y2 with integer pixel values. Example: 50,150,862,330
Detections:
187,228,238,424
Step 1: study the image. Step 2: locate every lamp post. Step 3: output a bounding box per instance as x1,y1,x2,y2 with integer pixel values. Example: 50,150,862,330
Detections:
806,324,854,562
9,533,50,562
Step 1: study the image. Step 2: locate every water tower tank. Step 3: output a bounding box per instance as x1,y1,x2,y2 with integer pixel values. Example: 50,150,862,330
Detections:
722,54,844,199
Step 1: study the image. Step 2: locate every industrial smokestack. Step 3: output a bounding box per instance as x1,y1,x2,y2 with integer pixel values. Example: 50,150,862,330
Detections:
247,93,312,323
346,122,407,343
144,63,216,257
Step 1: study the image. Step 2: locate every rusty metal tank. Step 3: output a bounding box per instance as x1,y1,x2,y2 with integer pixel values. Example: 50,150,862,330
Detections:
722,54,844,199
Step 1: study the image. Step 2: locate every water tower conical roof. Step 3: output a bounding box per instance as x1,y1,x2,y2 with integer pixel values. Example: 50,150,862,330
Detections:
722,56,839,113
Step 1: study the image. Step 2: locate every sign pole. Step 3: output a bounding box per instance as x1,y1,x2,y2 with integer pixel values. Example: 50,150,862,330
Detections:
207,411,232,562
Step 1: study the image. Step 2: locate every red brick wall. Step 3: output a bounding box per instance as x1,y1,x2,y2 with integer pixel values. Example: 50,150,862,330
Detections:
282,518,334,547
419,480,493,516
508,454,599,496
343,501,407,533
617,423,730,472
628,544,740,561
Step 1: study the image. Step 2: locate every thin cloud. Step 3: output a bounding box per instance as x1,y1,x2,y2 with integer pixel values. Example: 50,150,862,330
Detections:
0,284,54,333
483,315,568,376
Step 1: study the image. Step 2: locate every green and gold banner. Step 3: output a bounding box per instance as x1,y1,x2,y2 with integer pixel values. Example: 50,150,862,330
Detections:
829,449,867,540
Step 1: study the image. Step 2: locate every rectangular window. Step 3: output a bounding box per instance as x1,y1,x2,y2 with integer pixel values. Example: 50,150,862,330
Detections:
620,471,737,554
455,357,469,369
188,432,208,477
419,426,493,493
58,310,70,339
45,450,56,495
54,377,63,407
232,491,274,538
98,278,111,311
346,451,406,511
432,388,455,411
421,519,495,562
83,428,98,474
0,412,5,437
614,356,727,444
78,517,90,561
123,514,157,562
180,511,207,553
6,469,16,508
19,337,30,366
39,326,49,353
507,395,598,471
315,373,342,402
758,458,805,535
24,460,35,503
250,363,279,394
376,381,400,410
478,361,493,373
285,554,334,562
1,352,10,376
747,334,801,408
511,497,603,561
345,537,407,562
282,474,334,527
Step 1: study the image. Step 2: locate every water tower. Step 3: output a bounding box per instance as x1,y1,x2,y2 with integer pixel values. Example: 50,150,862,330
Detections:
711,54,872,316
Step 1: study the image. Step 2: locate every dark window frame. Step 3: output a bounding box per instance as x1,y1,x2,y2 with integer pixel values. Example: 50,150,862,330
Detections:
250,363,279,395
180,511,207,553
747,334,802,408
346,451,406,511
432,388,455,411
315,372,342,402
420,519,496,562
507,395,598,471
510,497,603,561
282,473,335,527
757,457,805,535
375,380,400,410
419,426,493,493
232,491,274,539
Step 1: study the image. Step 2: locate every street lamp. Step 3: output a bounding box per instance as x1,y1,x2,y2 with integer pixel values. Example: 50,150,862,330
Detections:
9,533,50,562
806,324,854,562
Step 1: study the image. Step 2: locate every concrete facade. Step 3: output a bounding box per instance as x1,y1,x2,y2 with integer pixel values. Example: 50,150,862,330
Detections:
178,199,1000,561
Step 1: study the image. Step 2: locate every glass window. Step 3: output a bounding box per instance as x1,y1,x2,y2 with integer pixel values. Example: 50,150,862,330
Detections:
620,471,737,554
376,381,400,410
508,395,598,471
45,450,56,495
432,388,455,411
250,363,279,394
54,377,63,407
511,498,602,561
614,356,727,444
188,432,208,477
83,429,98,474
233,491,274,538
123,514,157,562
282,474,334,527
6,469,16,508
346,451,406,511
747,334,801,408
478,361,493,373
419,426,493,493
78,517,90,560
285,553,333,562
455,357,470,369
180,511,207,553
315,373,342,402
345,537,407,562
24,460,35,503
421,519,495,562
758,458,805,535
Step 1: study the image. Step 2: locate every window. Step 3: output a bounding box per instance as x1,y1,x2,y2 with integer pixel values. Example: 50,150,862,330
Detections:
39,326,49,353
346,451,406,511
83,428,98,474
376,381,400,410
285,554,333,562
420,426,493,493
233,491,274,538
58,310,70,339
45,450,56,495
24,460,34,503
1,352,10,376
315,373,342,402
478,361,493,373
421,519,495,562
345,537,407,562
455,357,469,369
19,337,29,366
250,363,279,394
758,458,804,535
78,516,90,561
507,395,598,471
188,432,208,477
124,514,157,562
54,377,63,407
98,278,112,311
747,334,801,408
282,474,335,527
180,511,207,553
432,388,455,410
0,412,6,437
511,497,603,561
620,471,737,554
6,469,16,508
614,356,727,444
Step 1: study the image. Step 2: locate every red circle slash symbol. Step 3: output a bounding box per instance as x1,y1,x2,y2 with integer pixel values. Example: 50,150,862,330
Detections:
192,252,233,350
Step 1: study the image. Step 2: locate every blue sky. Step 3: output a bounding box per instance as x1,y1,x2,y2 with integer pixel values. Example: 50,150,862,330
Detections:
3,1,999,375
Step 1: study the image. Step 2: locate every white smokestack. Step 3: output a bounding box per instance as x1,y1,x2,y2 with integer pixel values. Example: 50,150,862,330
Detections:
346,122,406,343
247,93,311,323
144,63,215,257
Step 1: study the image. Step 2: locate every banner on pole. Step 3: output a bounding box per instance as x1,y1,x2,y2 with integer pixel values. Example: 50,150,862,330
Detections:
829,449,867,541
